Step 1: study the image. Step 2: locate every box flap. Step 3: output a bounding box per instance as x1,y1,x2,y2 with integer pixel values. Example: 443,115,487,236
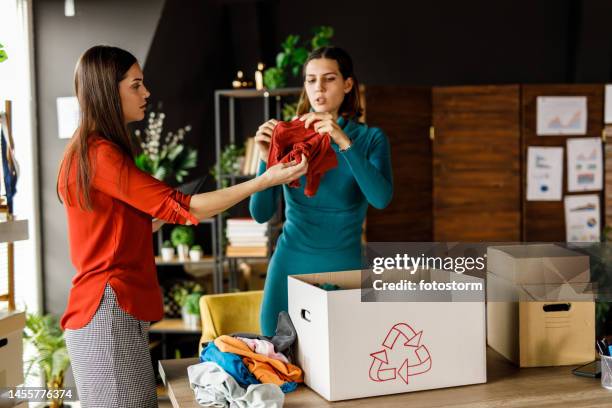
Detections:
0,311,25,335
289,270,362,290
520,283,595,301
487,244,590,285
487,271,595,301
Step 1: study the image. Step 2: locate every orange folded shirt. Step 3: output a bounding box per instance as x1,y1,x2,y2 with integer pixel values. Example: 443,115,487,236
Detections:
214,335,303,386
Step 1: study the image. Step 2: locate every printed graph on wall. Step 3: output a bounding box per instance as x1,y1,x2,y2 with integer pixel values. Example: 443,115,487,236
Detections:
605,85,612,124
526,146,563,201
522,84,603,242
564,194,600,242
536,96,587,135
566,137,603,192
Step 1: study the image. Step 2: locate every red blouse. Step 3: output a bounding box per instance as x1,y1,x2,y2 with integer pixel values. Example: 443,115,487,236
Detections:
59,135,198,330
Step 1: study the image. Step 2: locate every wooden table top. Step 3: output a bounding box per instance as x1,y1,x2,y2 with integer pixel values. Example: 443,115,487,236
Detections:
159,348,611,407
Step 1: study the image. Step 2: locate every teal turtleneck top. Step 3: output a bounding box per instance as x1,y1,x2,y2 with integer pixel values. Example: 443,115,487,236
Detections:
249,116,393,335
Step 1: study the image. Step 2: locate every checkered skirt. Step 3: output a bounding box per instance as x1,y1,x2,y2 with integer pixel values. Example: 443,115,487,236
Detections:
64,283,158,408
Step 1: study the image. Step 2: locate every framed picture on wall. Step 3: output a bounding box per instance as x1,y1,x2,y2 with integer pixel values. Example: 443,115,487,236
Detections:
605,85,612,124
536,96,587,135
56,96,79,139
566,137,603,192
526,146,563,201
564,194,600,242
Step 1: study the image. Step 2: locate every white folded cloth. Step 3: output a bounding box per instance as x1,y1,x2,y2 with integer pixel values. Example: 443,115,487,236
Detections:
187,361,284,408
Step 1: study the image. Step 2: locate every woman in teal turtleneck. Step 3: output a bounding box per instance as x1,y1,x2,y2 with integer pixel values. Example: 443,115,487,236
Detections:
250,46,393,336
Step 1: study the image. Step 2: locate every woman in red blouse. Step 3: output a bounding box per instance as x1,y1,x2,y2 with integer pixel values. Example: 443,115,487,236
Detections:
56,45,307,408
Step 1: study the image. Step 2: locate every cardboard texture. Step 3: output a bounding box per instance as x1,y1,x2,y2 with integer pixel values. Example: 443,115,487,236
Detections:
0,311,25,387
487,244,595,367
288,270,487,401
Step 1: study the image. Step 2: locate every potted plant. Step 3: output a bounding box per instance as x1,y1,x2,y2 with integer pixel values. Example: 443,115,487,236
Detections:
161,240,175,261
23,313,71,408
171,226,195,260
134,110,197,184
189,244,203,261
263,26,334,90
170,282,203,328
183,292,202,329
209,144,245,188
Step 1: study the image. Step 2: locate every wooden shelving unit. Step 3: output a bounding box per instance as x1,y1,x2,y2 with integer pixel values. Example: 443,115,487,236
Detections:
150,318,201,334
0,100,28,390
150,318,201,360
213,87,301,293
155,255,215,266
0,101,28,311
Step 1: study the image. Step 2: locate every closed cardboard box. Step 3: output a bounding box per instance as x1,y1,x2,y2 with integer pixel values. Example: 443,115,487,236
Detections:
288,269,486,401
487,244,595,367
0,311,25,387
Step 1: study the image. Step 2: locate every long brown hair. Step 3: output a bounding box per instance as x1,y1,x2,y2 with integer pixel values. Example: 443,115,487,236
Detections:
57,45,137,210
296,46,363,120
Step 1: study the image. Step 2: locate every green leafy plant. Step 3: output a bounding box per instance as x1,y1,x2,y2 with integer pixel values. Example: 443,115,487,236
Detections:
170,225,195,247
263,26,335,90
276,35,309,78
0,43,7,63
184,292,202,315
263,67,286,90
134,111,197,184
310,26,334,49
210,144,245,187
23,313,70,408
282,101,298,121
170,281,203,308
190,244,203,252
162,240,173,249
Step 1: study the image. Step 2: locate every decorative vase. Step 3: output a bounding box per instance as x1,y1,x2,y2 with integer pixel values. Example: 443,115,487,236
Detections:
161,247,174,262
177,244,189,261
189,249,202,262
182,306,201,329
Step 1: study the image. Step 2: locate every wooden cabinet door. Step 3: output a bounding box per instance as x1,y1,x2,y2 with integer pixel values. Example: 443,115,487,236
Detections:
433,85,521,241
365,86,433,241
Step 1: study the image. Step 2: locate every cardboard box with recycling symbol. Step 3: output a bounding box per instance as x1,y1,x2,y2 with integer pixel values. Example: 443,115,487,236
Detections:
369,323,432,384
288,269,487,401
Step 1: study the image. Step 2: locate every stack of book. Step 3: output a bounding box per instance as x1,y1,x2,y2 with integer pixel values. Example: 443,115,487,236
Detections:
225,218,268,257
241,137,263,176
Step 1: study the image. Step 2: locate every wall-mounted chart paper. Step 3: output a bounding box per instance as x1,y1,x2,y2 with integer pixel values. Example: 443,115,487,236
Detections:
526,146,563,201
606,84,612,124
567,137,602,192
564,194,600,242
537,96,587,135
56,96,79,139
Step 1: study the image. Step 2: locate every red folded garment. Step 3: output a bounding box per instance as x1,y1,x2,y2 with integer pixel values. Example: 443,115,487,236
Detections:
267,119,338,197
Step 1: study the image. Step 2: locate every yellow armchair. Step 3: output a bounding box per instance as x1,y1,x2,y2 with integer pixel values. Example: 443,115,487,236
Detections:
199,291,264,353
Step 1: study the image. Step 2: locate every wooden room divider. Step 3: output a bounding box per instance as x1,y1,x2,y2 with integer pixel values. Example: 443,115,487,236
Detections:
355,84,606,243
432,85,521,241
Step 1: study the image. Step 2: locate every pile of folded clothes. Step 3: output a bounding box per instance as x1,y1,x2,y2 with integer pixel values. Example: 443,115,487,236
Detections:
187,311,302,407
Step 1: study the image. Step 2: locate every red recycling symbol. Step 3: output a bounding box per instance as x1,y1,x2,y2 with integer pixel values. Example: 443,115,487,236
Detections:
369,323,432,384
